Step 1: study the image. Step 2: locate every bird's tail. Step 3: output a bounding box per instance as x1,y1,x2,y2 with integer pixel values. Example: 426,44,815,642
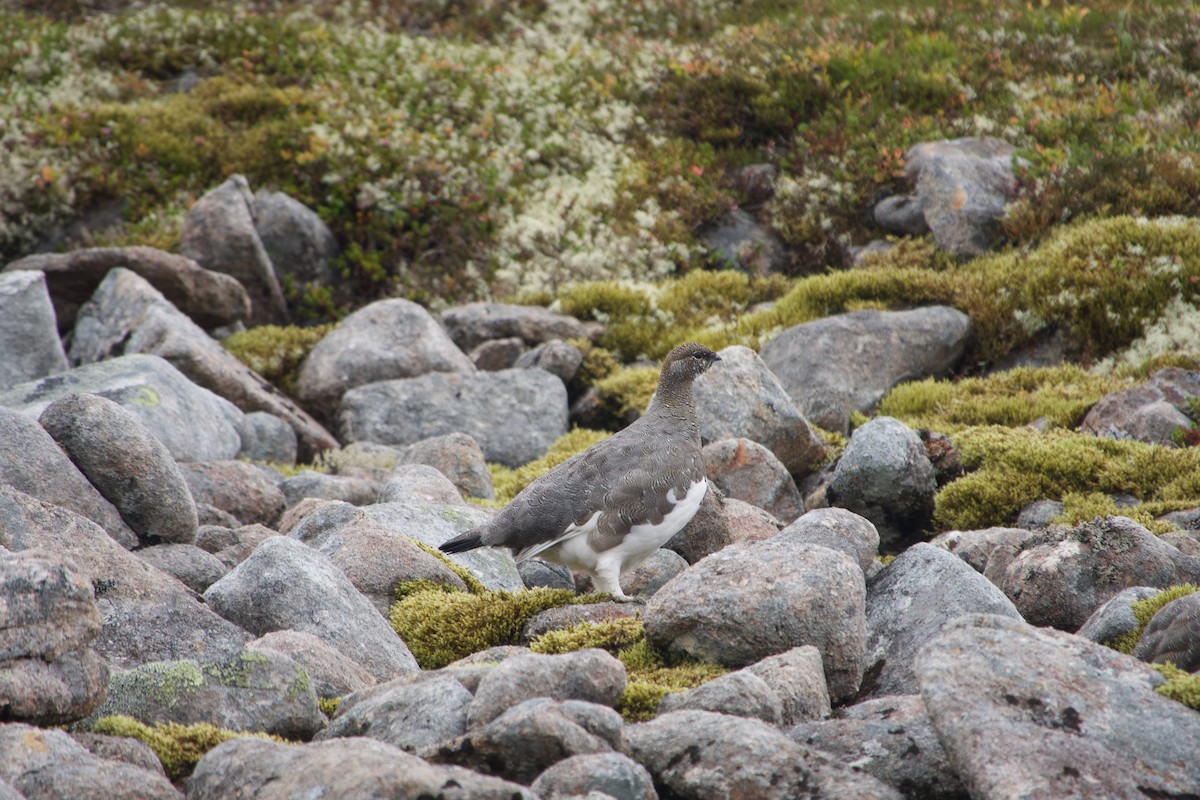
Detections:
439,527,485,554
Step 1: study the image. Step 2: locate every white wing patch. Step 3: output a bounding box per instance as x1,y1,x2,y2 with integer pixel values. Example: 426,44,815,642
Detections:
514,510,601,563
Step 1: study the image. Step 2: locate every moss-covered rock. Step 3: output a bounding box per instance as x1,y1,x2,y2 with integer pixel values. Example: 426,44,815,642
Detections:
1107,583,1199,654
1152,662,1200,711
222,324,334,395
89,715,284,780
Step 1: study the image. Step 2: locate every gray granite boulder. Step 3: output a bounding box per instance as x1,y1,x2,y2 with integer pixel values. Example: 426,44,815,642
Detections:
658,670,784,725
985,516,1200,630
85,648,323,739
441,302,590,353
338,368,568,467
180,174,288,325
1133,591,1200,671
253,188,340,289
317,673,472,751
135,544,228,594
179,461,286,527
626,710,902,800
0,270,67,390
0,550,108,725
0,353,245,462
0,406,137,548
704,437,805,522
694,345,827,476
246,630,376,699
876,137,1023,258
928,526,1035,573
698,207,789,273
237,411,298,464
69,268,336,460
196,523,279,568
760,307,972,433
1081,368,1200,445
917,613,1200,799
378,464,464,506
279,470,379,508
861,543,1022,700
1076,586,1159,645
789,694,964,800
531,752,656,800
745,645,832,726
189,736,535,800
394,432,494,500
4,244,250,330
777,507,880,573
297,297,475,419
363,500,522,591
203,536,419,681
470,336,525,371
0,723,181,800
644,538,866,702
514,339,584,383
467,649,626,728
826,416,938,550
433,698,622,785
40,393,198,546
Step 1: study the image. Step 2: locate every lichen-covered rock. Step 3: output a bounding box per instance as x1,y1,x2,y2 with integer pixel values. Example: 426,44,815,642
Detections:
644,539,865,702
985,516,1200,631
316,674,472,752
378,464,463,506
625,710,902,800
338,368,568,467
1076,586,1159,645
0,551,108,725
84,649,323,739
531,752,656,800
297,297,475,420
1081,368,1200,445
394,432,495,501
777,507,880,574
724,497,783,545
520,603,638,643
789,694,964,800
188,736,535,800
203,536,419,680
861,543,1022,700
917,613,1200,799
745,645,831,726
0,270,67,391
180,461,286,528
135,544,228,594
703,437,806,523
826,416,938,550
433,698,622,785
693,345,827,476
0,723,182,800
441,302,590,353
658,670,784,725
0,353,245,463
0,406,138,548
467,649,626,728
68,268,335,460
929,526,1035,573
246,630,376,699
4,244,250,330
180,174,288,325
40,393,198,546
759,307,972,433
1133,591,1200,671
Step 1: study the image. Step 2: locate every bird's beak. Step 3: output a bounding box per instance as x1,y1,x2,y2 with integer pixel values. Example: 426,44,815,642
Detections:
711,353,722,362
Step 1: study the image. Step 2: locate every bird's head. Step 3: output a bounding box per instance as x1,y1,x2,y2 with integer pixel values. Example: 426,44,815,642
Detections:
661,342,722,385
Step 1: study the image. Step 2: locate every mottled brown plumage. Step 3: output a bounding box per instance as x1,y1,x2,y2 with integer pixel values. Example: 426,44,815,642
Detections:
439,342,721,598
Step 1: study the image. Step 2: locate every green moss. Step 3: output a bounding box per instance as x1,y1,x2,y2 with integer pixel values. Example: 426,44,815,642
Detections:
593,367,660,428
1054,492,1171,534
571,340,622,386
388,587,603,669
490,428,611,505
310,446,398,475
129,661,205,707
878,366,1131,432
529,618,645,656
1152,662,1200,711
402,540,488,595
222,324,334,395
89,715,284,780
318,697,341,719
1108,583,1200,654
935,426,1200,532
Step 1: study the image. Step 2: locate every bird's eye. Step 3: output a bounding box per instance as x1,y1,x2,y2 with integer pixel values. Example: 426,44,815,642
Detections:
692,352,704,359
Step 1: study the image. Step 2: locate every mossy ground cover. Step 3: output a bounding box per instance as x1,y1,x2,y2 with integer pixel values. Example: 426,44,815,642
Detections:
89,715,285,780
1105,583,1199,655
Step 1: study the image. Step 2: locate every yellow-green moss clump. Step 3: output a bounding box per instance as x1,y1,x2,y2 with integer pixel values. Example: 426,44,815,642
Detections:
526,618,726,722
877,366,1131,432
318,697,341,719
222,324,334,395
593,367,660,427
490,428,611,505
1107,583,1199,654
1152,662,1200,711
934,427,1200,532
389,587,606,669
90,716,284,780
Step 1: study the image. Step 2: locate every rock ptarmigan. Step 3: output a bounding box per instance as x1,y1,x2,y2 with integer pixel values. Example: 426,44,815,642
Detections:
439,342,721,599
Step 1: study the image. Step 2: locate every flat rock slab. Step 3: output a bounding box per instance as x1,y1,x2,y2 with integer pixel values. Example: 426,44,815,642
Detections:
917,613,1200,799
338,368,568,467
759,306,972,433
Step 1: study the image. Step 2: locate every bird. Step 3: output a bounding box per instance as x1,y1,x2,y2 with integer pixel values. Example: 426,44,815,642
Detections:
439,341,722,600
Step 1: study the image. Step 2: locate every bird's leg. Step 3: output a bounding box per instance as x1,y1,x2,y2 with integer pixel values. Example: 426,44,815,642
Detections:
592,560,632,602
